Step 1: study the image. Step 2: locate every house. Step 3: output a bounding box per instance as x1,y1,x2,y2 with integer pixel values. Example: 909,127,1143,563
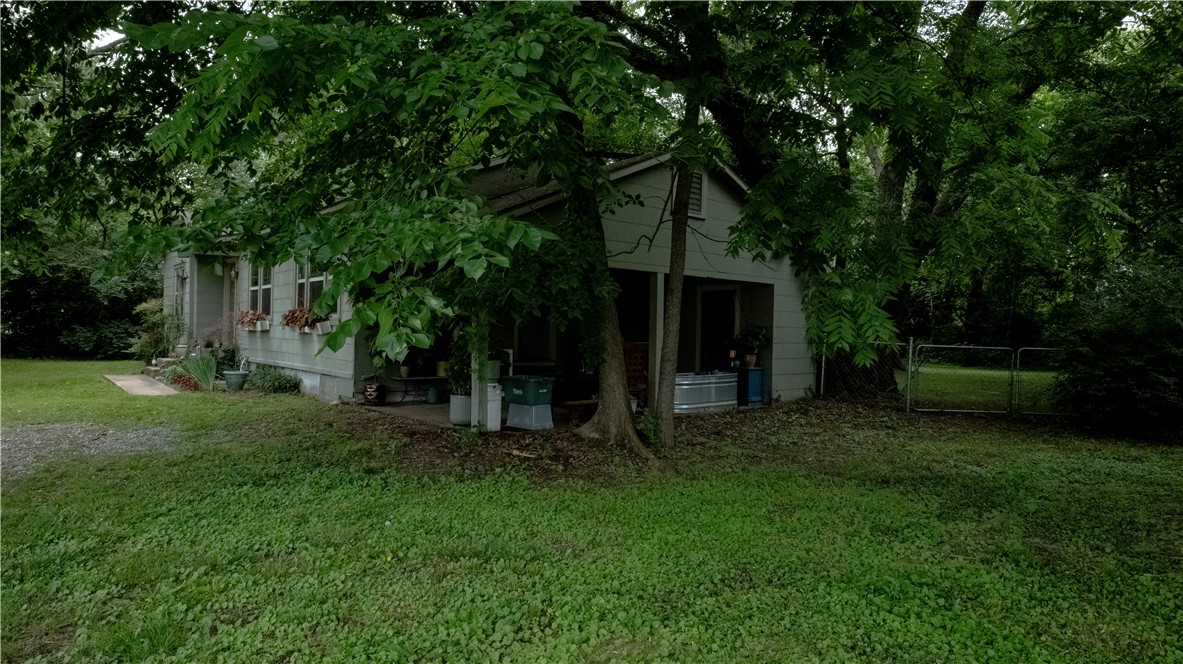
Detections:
162,155,814,408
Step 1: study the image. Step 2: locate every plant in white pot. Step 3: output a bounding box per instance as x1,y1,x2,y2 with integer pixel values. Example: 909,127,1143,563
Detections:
279,306,326,334
361,363,387,406
236,309,269,332
446,349,472,426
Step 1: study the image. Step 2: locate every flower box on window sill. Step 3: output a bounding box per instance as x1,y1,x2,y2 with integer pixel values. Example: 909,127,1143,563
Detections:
315,320,336,334
299,326,315,334
254,320,271,332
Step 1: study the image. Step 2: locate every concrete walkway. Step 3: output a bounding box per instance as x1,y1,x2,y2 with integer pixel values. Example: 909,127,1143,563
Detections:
104,375,178,396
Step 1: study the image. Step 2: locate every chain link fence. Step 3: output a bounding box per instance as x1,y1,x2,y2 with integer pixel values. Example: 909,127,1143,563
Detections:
816,343,907,403
908,344,1014,413
1013,347,1065,415
819,342,1066,415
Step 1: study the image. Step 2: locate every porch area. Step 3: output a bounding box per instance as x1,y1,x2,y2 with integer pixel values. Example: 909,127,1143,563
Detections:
362,401,597,430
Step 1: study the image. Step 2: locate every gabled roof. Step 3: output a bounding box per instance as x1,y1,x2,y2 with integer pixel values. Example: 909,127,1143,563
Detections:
315,154,750,217
475,154,750,215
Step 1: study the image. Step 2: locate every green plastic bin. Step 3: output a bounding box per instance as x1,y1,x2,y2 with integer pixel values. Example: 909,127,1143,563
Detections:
503,375,555,405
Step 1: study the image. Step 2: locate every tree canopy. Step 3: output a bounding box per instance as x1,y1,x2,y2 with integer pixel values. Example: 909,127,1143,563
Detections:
3,0,1179,402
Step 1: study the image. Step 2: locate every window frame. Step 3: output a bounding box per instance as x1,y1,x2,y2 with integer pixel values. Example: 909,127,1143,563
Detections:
247,264,273,316
296,262,337,316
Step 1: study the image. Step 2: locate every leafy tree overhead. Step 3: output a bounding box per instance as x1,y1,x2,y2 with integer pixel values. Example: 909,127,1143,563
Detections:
4,0,1180,442
586,1,1133,365
1043,1,1183,260
114,2,669,455
1,1,237,274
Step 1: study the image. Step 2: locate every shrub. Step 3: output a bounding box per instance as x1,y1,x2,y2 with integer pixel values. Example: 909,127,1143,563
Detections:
169,372,200,392
61,321,141,359
211,344,241,374
130,299,183,363
246,364,302,394
179,353,218,391
1,242,159,359
1051,260,1183,441
636,409,663,448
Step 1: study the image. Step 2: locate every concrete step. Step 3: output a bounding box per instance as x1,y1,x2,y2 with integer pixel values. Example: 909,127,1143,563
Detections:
141,357,180,379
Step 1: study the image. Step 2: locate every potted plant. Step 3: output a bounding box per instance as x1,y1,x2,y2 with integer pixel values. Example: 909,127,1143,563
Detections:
732,325,770,367
223,356,250,393
358,357,387,406
236,309,269,332
280,307,327,333
446,350,472,425
315,315,337,334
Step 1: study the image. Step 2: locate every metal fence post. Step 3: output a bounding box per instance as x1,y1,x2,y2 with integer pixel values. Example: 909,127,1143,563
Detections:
1008,348,1017,414
906,337,914,412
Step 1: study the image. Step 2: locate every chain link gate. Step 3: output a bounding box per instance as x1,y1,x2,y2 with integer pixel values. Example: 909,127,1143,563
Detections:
901,343,1065,414
906,344,1015,413
1013,347,1064,415
818,342,1066,415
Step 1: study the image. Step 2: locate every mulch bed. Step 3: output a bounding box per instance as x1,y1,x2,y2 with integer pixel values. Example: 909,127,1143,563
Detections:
326,398,1056,484
330,408,641,484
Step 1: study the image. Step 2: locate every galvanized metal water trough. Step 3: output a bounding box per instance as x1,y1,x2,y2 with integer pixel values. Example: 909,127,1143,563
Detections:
673,372,737,414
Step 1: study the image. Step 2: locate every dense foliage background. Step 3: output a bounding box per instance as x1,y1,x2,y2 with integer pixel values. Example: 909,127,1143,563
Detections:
2,1,1179,434
1,240,159,358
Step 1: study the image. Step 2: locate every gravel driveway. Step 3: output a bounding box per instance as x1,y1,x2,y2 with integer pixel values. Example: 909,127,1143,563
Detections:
1,423,176,480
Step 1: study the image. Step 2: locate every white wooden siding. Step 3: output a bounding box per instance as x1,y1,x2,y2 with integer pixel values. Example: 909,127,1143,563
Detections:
599,165,814,401
235,258,356,399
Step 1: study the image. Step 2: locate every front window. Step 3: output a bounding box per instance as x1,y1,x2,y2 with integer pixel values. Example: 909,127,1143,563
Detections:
297,263,337,315
248,264,272,315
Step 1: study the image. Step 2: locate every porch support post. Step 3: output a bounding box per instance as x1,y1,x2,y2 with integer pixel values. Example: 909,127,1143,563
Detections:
469,315,490,430
471,349,486,430
648,271,664,401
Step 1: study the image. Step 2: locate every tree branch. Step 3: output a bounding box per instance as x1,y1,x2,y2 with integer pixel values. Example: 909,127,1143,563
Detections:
576,1,682,60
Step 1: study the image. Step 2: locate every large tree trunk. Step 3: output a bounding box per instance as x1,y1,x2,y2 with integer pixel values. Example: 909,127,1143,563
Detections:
578,297,658,464
654,101,701,447
568,185,657,463
554,115,658,463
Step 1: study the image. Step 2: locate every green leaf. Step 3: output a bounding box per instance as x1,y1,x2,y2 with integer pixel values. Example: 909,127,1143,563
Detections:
506,224,525,249
463,258,487,280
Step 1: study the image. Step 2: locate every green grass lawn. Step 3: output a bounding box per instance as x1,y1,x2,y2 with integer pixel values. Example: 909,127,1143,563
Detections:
908,365,1013,412
1014,370,1058,414
2,360,1180,662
